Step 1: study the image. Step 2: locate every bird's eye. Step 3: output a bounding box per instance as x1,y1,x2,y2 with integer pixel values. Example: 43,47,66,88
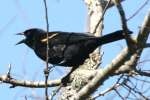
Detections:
24,31,31,37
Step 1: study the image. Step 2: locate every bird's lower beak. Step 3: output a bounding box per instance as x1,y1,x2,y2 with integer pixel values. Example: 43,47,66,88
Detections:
16,39,26,45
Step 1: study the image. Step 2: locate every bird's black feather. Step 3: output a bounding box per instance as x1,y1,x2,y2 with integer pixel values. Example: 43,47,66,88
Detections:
17,28,132,67
17,28,132,85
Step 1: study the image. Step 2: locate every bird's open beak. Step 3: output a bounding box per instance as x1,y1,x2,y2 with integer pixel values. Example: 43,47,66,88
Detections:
16,32,25,45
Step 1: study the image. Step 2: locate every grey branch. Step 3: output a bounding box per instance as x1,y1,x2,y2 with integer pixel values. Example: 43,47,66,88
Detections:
0,74,61,88
72,10,150,100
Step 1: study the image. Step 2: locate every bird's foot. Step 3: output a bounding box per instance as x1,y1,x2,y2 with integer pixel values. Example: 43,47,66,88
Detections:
61,75,70,86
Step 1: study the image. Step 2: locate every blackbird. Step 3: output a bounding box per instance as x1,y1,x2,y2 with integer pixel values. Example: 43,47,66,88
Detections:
17,28,132,85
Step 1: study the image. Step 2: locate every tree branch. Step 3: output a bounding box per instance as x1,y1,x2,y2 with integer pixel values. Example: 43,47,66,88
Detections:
72,9,150,100
43,0,50,99
0,74,61,88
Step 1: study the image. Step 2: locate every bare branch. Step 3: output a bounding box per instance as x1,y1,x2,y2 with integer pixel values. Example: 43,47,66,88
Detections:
43,0,50,99
0,75,61,88
0,15,17,35
127,0,150,21
72,9,150,100
135,70,150,77
145,43,150,48
113,0,136,52
114,89,124,100
137,11,150,47
124,83,148,99
92,0,112,34
92,83,121,99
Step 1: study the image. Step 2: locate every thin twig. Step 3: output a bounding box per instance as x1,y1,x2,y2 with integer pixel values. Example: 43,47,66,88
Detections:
114,89,125,100
0,75,61,87
115,3,128,35
43,0,50,100
50,86,62,100
92,75,125,99
25,96,28,100
93,0,112,34
7,64,11,78
127,0,150,21
92,83,121,99
113,1,135,51
124,83,148,99
0,15,17,35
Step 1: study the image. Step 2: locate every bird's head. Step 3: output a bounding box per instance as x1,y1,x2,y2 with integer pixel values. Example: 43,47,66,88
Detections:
16,28,46,48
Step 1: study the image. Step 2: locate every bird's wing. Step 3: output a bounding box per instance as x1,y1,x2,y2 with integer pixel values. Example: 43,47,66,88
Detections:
40,32,97,45
68,33,96,44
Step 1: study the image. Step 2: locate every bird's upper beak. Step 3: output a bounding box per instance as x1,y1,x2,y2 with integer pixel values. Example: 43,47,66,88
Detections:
16,32,24,35
16,32,26,45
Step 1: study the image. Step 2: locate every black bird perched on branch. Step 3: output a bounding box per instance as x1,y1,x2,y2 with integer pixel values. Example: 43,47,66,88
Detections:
16,28,132,85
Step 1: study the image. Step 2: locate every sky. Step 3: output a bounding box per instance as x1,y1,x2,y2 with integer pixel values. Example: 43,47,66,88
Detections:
0,0,150,100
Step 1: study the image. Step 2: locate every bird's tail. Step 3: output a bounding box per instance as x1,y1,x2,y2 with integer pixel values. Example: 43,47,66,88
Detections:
97,30,132,45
